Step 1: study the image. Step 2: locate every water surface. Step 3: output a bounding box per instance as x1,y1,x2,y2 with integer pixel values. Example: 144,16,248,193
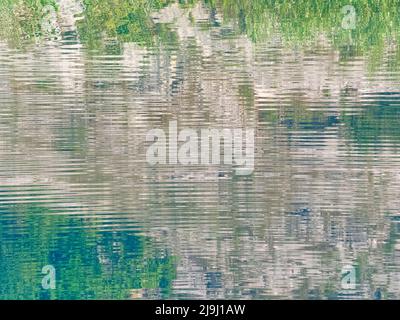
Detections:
1,0,400,299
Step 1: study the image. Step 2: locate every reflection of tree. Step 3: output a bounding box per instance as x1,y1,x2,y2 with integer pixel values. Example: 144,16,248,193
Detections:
342,93,400,145
209,0,400,56
0,204,177,299
78,0,177,48
3,0,400,56
0,0,58,42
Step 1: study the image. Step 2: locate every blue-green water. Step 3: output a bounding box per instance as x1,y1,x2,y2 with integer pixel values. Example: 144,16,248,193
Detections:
0,0,400,299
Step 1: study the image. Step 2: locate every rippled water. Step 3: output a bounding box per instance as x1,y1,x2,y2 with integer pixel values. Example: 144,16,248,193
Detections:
1,1,400,299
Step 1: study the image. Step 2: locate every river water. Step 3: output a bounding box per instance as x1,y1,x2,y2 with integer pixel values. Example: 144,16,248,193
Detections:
0,1,400,299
